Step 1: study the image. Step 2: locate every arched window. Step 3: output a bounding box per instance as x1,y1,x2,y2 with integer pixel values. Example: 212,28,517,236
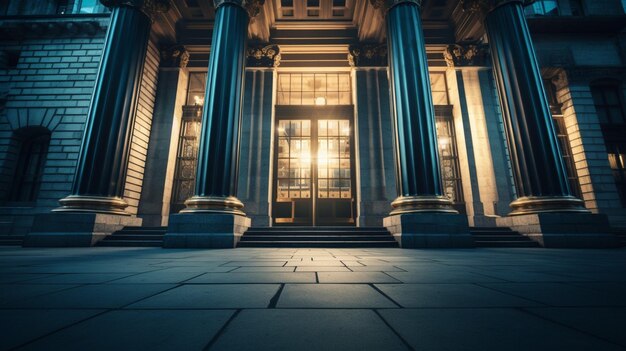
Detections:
7,128,51,203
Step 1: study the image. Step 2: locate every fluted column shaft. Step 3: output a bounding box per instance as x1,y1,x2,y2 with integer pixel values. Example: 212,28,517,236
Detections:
56,2,159,214
381,0,456,214
182,1,250,215
484,0,587,214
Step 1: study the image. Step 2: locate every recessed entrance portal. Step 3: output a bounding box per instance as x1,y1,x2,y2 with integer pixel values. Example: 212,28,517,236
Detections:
272,111,356,226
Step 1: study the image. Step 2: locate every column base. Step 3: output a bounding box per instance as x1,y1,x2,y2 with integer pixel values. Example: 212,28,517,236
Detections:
390,195,458,215
180,196,245,216
496,213,620,248
24,212,141,247
383,213,473,248
509,196,588,215
54,195,130,215
164,213,251,248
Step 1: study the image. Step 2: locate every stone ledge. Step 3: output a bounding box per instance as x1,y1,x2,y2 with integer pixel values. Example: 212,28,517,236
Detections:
24,213,142,247
383,213,473,248
496,213,620,248
164,213,251,249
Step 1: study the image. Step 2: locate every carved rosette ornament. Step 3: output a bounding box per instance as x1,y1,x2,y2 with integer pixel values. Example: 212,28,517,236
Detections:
213,0,265,18
161,45,190,68
99,0,170,19
246,44,280,67
443,43,489,67
461,0,534,14
348,44,388,67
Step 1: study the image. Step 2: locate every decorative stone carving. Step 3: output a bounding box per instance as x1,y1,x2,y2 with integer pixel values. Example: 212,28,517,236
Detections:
160,45,190,68
99,0,170,19
214,0,265,18
348,44,388,67
443,43,489,67
246,44,280,67
370,0,422,12
461,0,534,14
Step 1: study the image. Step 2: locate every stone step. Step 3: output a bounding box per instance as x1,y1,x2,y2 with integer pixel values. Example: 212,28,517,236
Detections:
0,235,24,246
237,241,400,248
96,240,162,247
240,235,396,242
471,234,535,242
101,234,165,241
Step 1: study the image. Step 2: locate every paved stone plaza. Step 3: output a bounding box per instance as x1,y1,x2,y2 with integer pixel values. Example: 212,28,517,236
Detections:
1,247,626,350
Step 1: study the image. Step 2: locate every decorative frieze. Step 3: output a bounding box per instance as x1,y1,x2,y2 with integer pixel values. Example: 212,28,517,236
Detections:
370,0,422,12
160,45,190,68
246,44,281,67
214,0,265,18
348,44,388,67
461,0,534,14
443,43,489,68
100,0,170,19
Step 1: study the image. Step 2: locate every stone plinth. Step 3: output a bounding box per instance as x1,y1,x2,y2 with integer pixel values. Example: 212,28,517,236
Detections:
496,213,620,248
24,213,142,247
383,213,473,248
164,214,251,248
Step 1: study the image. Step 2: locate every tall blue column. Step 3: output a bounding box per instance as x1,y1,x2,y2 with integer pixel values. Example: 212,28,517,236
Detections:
181,0,263,215
373,0,456,214
55,0,169,215
481,0,587,214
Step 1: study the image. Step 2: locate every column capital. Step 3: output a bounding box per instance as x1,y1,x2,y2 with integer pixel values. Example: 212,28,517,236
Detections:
246,44,281,67
214,0,265,18
348,43,388,67
443,43,489,68
100,0,170,19
370,0,422,13
461,0,534,15
160,45,190,68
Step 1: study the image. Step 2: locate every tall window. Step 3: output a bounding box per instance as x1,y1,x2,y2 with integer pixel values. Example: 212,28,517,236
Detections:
171,72,206,212
544,79,582,198
7,128,51,203
276,73,351,106
592,81,626,207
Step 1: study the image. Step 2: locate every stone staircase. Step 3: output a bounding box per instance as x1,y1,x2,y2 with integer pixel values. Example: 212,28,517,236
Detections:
238,227,399,248
611,228,626,247
0,235,24,246
470,227,540,248
96,226,166,247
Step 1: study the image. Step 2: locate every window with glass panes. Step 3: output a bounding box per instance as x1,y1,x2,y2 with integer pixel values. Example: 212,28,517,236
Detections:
276,73,351,106
607,143,626,207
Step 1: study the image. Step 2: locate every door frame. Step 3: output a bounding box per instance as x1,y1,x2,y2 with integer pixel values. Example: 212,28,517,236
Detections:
272,105,357,226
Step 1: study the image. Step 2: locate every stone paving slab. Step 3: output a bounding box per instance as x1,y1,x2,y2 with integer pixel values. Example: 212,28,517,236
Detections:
1,246,625,350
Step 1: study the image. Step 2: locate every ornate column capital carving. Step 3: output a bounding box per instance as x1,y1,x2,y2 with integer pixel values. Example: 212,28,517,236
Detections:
443,43,489,68
214,0,265,18
160,45,190,68
348,44,388,67
460,0,534,15
370,0,422,13
100,0,170,19
246,44,280,67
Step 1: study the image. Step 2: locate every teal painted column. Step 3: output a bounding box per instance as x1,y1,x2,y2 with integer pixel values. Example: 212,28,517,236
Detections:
481,0,587,214
372,0,456,214
55,0,169,215
181,0,264,215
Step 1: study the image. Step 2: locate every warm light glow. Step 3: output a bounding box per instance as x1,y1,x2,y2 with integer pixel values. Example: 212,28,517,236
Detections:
438,137,449,147
315,96,327,106
278,127,285,133
317,149,329,166
194,95,204,105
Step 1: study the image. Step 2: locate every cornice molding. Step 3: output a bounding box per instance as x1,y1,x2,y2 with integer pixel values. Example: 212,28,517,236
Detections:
160,45,190,68
246,44,280,67
214,0,265,18
369,0,422,13
348,43,388,67
460,0,534,16
99,0,171,20
443,43,489,67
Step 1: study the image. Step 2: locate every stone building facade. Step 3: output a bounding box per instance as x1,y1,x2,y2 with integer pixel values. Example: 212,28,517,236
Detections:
0,0,625,248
